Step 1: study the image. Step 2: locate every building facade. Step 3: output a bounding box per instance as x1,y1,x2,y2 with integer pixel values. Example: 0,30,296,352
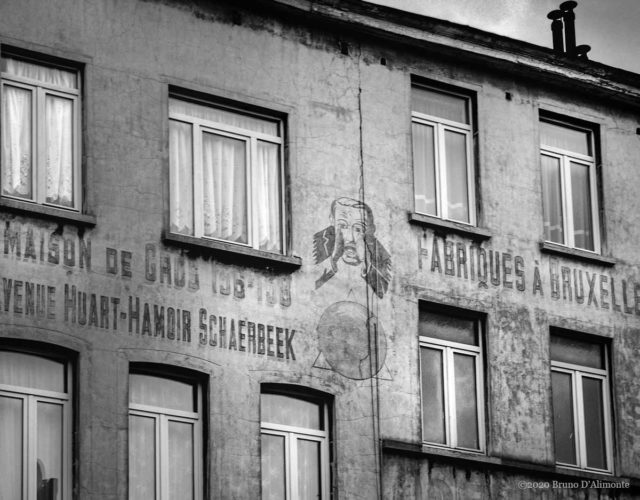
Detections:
0,0,639,498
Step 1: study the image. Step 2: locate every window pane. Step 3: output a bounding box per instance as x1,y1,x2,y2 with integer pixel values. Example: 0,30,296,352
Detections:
261,433,286,500
37,402,63,500
444,130,469,223
261,394,321,430
45,94,74,207
550,335,604,369
570,161,594,251
419,310,477,345
0,395,23,500
256,141,282,253
0,351,66,392
582,377,607,470
202,132,248,244
552,371,577,465
169,420,194,500
541,154,564,244
169,119,194,235
170,98,279,136
297,439,321,500
420,347,446,444
2,84,32,200
412,87,469,124
2,58,77,89
130,374,195,412
412,122,437,216
540,121,590,156
454,353,479,449
129,415,156,500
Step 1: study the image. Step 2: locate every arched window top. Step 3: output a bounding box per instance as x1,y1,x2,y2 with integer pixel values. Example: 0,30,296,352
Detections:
0,350,67,393
261,392,323,431
129,373,196,413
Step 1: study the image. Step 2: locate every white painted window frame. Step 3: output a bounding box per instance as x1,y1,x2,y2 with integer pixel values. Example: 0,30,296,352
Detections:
260,400,330,500
128,381,203,500
551,357,613,474
419,333,485,453
411,87,476,226
540,119,600,253
0,61,81,211
0,363,72,500
169,99,285,253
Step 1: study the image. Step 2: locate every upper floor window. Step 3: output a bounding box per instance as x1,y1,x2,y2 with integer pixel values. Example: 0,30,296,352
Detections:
0,349,73,500
128,370,203,500
419,306,484,452
550,333,612,473
540,118,600,252
1,54,81,210
411,84,475,225
260,387,331,500
169,95,285,254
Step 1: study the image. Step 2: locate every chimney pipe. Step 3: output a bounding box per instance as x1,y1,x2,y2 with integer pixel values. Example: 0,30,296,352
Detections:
575,44,591,60
547,9,565,54
560,1,578,57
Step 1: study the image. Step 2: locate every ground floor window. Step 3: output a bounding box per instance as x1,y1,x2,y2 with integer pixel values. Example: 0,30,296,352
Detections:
260,387,330,500
0,349,73,500
128,369,203,500
551,332,613,473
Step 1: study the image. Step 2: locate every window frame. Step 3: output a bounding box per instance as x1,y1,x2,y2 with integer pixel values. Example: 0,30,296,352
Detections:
411,83,476,226
539,116,601,253
0,51,82,212
550,340,613,474
168,92,287,254
418,309,485,453
0,348,73,500
260,387,331,500
128,368,204,500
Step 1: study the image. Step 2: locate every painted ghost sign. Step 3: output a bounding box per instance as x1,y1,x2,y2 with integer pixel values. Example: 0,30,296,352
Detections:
313,197,392,298
313,301,387,380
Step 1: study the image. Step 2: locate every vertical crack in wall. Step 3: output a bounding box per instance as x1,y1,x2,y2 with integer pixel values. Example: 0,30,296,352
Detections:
355,43,383,500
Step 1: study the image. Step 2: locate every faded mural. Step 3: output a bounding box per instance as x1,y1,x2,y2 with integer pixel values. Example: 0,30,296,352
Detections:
312,198,392,379
313,197,392,299
313,301,387,380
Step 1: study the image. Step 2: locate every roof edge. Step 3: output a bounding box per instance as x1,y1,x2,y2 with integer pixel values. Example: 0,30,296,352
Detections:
237,0,640,105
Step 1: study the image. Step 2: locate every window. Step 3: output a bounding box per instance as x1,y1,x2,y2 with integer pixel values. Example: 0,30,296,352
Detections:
550,333,612,473
260,387,330,500
169,95,285,253
128,370,203,500
540,118,600,252
0,349,73,500
419,307,484,451
1,54,81,210
411,84,475,225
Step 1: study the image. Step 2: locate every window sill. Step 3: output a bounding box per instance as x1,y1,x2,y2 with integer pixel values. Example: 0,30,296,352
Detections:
162,231,302,271
382,440,638,486
0,198,96,227
539,242,615,267
408,212,491,241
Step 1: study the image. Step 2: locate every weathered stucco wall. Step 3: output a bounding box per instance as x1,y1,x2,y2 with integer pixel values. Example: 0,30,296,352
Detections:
0,0,639,498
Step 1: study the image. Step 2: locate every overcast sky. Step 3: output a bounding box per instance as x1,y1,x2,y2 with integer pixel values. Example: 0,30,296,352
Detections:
369,0,640,74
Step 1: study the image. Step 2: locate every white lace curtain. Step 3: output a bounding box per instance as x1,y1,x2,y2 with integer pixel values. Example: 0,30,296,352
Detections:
169,120,194,235
1,57,75,207
45,95,73,206
255,140,281,252
2,85,32,198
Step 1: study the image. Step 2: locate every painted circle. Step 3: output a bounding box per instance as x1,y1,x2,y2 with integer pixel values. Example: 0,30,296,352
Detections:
316,301,387,380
